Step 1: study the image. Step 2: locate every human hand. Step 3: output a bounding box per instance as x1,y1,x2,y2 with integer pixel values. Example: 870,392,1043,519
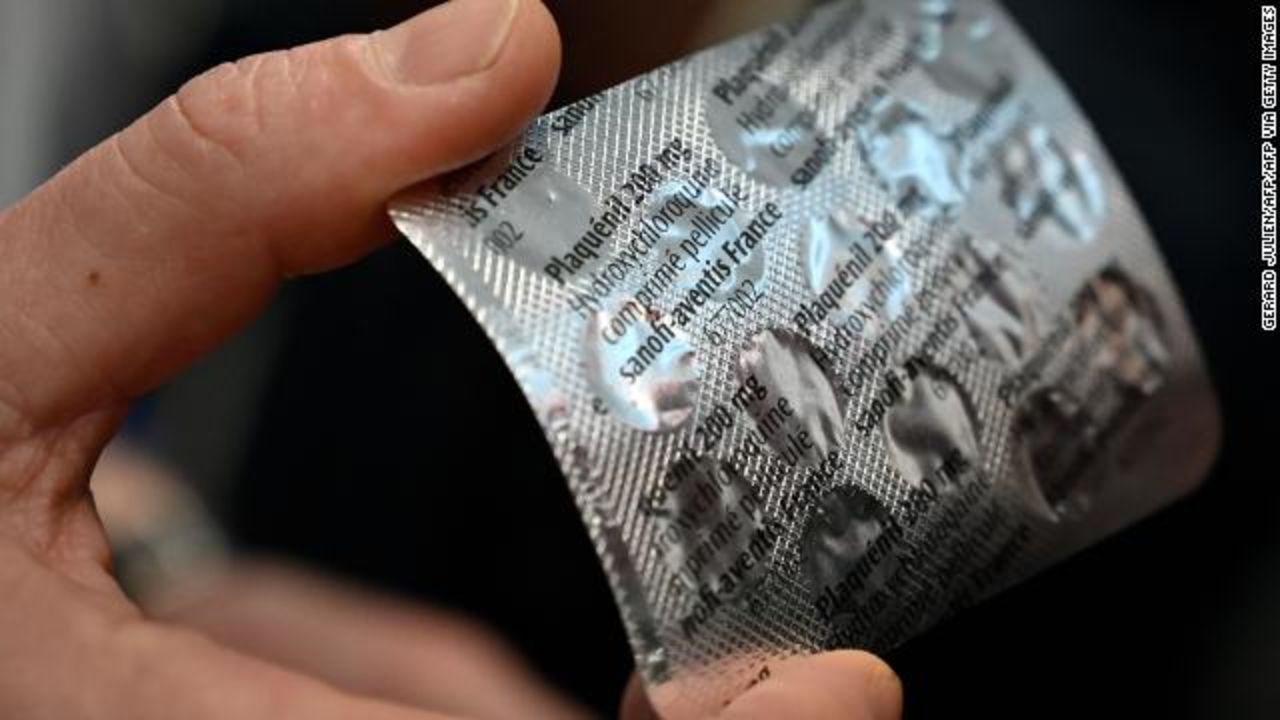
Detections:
0,0,901,716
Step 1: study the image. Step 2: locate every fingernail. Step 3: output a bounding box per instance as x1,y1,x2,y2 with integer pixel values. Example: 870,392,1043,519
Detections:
371,0,520,86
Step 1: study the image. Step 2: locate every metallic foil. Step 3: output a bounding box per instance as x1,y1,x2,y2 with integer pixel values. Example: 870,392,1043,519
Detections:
390,1,1219,715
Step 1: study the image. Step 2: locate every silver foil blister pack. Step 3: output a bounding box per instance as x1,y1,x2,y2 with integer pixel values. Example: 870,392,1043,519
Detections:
391,0,1220,715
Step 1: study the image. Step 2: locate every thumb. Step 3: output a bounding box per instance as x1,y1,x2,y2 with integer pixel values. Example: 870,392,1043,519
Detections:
0,0,560,430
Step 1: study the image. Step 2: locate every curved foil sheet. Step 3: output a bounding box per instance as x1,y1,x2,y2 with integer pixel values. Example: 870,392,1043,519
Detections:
389,0,1220,716
857,98,970,215
882,364,981,491
642,181,766,303
584,300,701,433
955,234,1051,366
802,484,897,626
1073,266,1170,396
1014,387,1098,520
706,76,829,188
997,122,1107,242
649,456,771,598
738,328,846,469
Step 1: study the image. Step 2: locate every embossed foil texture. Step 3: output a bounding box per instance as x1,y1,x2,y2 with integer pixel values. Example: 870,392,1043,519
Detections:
390,0,1220,715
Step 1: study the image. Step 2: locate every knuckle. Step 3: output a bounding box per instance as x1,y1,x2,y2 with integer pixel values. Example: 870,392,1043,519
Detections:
167,49,300,167
170,60,259,164
137,49,304,208
158,42,360,169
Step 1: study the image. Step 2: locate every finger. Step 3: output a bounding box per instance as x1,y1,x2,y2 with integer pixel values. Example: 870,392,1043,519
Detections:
618,673,660,720
148,561,592,720
0,540,463,720
719,652,902,720
0,0,560,434
109,621,467,720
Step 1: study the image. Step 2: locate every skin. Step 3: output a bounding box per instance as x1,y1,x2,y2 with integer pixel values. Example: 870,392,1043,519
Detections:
0,0,903,717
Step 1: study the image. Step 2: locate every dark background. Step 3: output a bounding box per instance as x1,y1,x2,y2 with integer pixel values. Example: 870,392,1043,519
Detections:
8,1,1271,718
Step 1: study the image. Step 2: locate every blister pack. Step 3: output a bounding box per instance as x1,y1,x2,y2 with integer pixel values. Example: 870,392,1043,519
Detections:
390,0,1220,715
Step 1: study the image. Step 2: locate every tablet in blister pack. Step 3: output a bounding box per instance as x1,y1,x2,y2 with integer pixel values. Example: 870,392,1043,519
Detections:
391,0,1219,714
